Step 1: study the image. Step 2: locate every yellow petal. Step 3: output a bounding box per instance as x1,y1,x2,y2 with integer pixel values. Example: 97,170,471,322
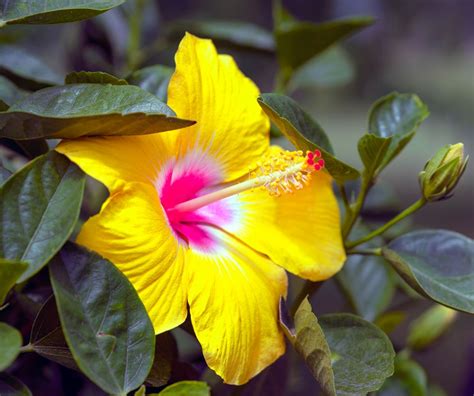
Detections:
77,182,187,334
185,226,287,385
56,135,172,191
167,33,270,182
225,168,346,281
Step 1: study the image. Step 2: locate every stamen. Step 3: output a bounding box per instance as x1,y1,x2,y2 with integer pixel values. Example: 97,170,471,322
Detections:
168,149,325,214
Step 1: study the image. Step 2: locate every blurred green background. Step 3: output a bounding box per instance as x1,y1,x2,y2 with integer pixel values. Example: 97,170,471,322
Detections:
1,0,472,395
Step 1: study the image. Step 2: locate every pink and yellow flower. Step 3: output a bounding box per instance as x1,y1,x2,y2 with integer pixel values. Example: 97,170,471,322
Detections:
57,33,345,384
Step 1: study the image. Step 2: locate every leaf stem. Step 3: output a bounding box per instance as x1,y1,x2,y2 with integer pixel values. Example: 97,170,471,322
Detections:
127,0,146,72
19,343,34,353
346,247,382,256
342,176,372,239
346,198,427,249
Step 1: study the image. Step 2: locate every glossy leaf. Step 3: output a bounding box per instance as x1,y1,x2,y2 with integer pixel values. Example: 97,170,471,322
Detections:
0,84,195,140
156,381,210,396
146,332,178,387
0,1,126,25
319,313,395,395
0,323,22,371
65,71,128,85
0,373,32,396
128,65,173,102
274,3,373,72
407,305,457,350
0,45,63,89
288,47,354,92
337,255,395,321
0,76,27,109
168,20,274,52
358,133,392,179
0,151,85,282
368,93,429,169
294,298,336,395
0,259,27,305
30,296,77,371
49,242,155,395
258,93,359,183
382,230,474,314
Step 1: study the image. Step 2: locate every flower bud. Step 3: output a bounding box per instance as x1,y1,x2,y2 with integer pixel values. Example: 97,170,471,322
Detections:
419,143,468,202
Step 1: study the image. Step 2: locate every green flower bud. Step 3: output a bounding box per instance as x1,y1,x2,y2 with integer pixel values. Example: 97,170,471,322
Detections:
419,143,468,202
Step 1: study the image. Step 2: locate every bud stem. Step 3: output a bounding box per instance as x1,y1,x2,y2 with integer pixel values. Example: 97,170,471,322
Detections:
345,197,427,249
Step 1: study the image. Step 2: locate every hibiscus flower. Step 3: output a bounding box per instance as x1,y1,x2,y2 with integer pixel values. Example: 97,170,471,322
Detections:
57,33,345,385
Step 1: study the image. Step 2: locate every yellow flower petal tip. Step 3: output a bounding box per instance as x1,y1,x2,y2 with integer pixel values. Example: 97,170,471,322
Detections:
56,33,345,385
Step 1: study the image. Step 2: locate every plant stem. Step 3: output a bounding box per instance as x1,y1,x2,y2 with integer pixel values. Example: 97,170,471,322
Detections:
346,198,427,249
290,280,324,316
346,247,382,256
127,0,146,72
342,177,372,239
19,343,34,353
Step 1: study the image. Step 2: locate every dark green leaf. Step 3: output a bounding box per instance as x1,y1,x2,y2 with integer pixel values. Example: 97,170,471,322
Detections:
337,255,395,321
274,4,373,72
0,45,63,89
407,305,457,350
0,0,126,25
0,373,32,396
146,332,178,387
357,133,392,179
128,65,173,102
368,93,429,169
0,323,22,371
0,259,27,304
14,139,50,159
319,313,395,395
0,76,27,108
288,47,354,92
0,151,85,282
30,296,77,371
258,93,359,183
0,84,195,139
49,242,155,395
65,71,128,85
294,298,336,395
156,381,210,396
168,20,274,52
382,230,474,314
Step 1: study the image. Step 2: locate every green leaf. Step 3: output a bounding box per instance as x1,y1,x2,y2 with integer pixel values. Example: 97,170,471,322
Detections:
379,354,427,396
146,332,177,387
0,0,126,25
274,4,373,73
0,76,27,109
294,298,336,395
128,65,173,102
375,311,406,335
0,151,85,282
337,255,395,321
0,373,32,396
288,47,355,92
407,305,457,350
156,381,210,396
0,84,195,140
30,296,77,371
168,20,274,52
258,93,359,183
0,45,63,89
49,242,155,395
368,93,429,170
13,139,50,159
319,313,395,395
382,230,474,314
65,71,128,85
0,323,22,371
357,133,392,179
0,259,27,305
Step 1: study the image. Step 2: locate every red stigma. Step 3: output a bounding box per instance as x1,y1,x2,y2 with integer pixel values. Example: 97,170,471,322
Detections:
307,158,314,166
313,164,321,171
314,149,321,158
317,159,325,167
307,152,314,159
